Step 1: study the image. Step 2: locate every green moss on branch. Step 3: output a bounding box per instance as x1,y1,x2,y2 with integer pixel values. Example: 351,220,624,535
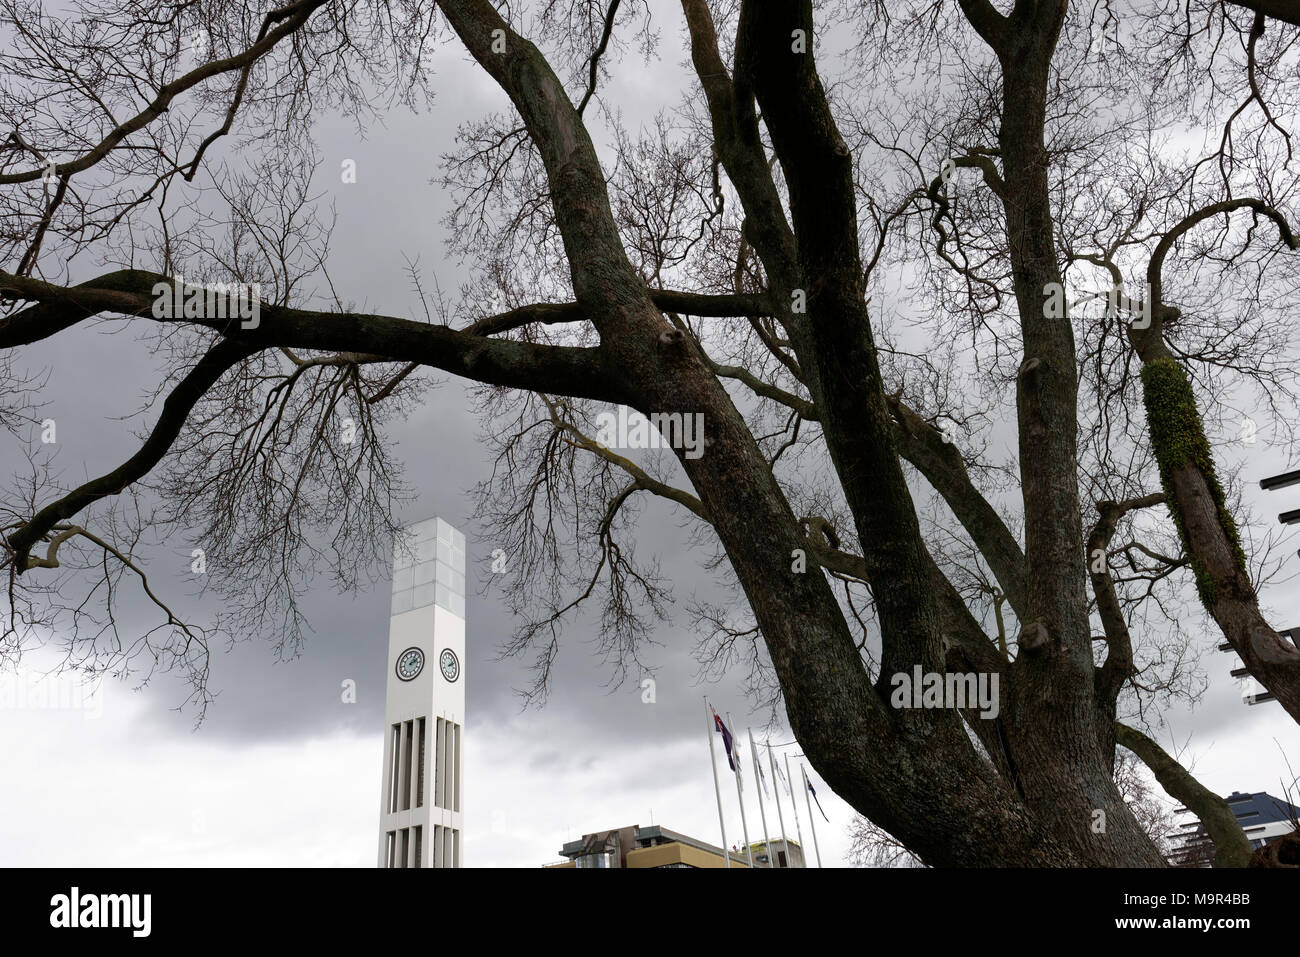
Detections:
1139,358,1249,609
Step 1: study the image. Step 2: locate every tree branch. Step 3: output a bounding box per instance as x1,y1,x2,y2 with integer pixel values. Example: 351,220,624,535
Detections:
888,393,1029,619
6,338,259,573
1116,722,1252,867
0,270,627,403
0,0,330,186
1089,493,1165,715
1228,1,1300,28
1146,198,1298,317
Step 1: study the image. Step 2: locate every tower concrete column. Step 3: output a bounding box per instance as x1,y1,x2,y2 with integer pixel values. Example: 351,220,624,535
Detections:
378,517,466,867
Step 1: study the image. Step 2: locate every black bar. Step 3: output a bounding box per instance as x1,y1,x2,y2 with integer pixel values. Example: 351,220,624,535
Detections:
1260,468,1300,491
1280,508,1300,525
8,867,1296,942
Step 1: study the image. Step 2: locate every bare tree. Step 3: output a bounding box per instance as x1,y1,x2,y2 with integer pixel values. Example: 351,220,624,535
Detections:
2,0,1298,865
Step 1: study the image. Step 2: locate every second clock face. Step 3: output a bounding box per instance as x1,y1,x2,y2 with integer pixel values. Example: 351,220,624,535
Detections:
439,649,460,683
396,647,425,681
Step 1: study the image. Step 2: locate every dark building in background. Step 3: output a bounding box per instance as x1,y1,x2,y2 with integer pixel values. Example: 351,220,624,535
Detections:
1169,791,1299,866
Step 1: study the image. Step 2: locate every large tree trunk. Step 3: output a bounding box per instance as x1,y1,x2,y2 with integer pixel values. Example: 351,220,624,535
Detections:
437,0,1091,866
958,1,1168,866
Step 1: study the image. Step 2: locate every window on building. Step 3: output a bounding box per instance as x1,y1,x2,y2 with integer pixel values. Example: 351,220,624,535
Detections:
401,719,414,810
452,722,462,813
387,723,401,814
416,717,426,808
434,718,445,809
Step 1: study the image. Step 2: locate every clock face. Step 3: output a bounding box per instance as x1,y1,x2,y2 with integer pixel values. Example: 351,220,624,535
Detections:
396,647,425,681
439,649,460,683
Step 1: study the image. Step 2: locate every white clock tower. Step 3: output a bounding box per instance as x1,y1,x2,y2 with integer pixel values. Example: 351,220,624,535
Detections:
378,516,466,867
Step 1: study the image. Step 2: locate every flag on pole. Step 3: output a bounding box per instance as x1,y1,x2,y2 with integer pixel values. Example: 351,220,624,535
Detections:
803,766,830,822
753,737,770,799
704,700,730,868
711,706,742,780
773,749,791,795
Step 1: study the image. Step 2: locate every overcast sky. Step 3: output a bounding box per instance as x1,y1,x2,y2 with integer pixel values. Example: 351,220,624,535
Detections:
1,4,1298,868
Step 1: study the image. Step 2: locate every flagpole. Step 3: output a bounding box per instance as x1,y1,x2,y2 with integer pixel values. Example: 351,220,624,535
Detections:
802,764,823,868
727,711,754,868
767,741,791,867
747,728,774,867
704,699,730,869
784,752,807,867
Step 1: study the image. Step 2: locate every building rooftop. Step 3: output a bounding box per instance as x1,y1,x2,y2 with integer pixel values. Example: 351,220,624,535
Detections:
1222,790,1300,827
552,824,753,868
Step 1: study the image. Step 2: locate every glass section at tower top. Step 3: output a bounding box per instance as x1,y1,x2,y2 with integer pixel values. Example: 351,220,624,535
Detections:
391,517,467,618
